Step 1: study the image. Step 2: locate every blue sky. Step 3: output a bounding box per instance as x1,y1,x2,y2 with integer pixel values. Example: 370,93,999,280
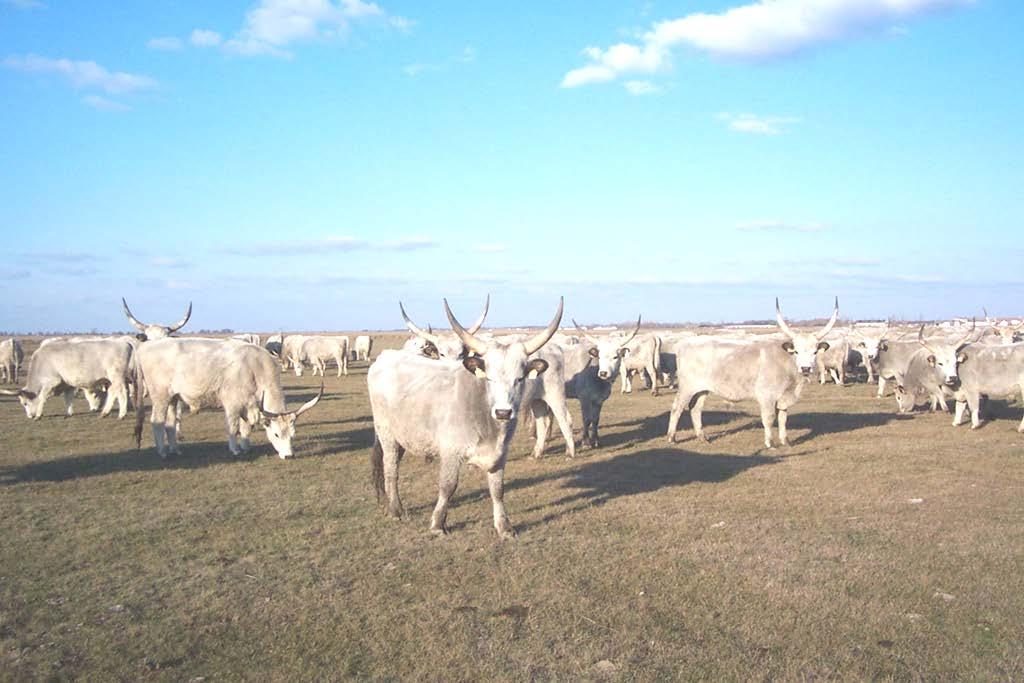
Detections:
1,0,1022,333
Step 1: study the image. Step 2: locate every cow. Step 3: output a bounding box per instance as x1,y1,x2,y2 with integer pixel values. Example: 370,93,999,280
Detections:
893,347,950,414
264,334,284,358
121,298,192,340
281,335,308,373
354,335,373,361
1,338,24,384
231,333,261,346
619,334,663,395
298,336,349,377
133,338,322,459
399,296,490,360
1,338,133,419
942,342,1024,431
666,298,839,449
368,297,562,539
983,309,1022,345
563,317,641,448
816,332,850,385
915,322,977,391
849,322,892,384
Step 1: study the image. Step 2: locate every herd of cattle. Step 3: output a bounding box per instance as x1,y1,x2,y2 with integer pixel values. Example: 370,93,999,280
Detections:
2,297,1023,538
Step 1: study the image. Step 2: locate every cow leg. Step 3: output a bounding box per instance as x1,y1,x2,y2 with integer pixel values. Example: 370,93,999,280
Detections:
549,398,576,459
225,411,243,455
953,400,968,427
579,400,596,448
429,455,461,536
621,371,631,394
62,387,76,417
115,380,129,419
238,416,253,452
342,352,349,376
150,398,170,458
778,408,790,446
690,393,710,443
590,402,604,447
487,468,516,540
968,393,983,429
161,398,180,455
818,359,827,385
667,391,692,444
530,400,551,459
830,368,841,385
381,440,405,519
648,362,659,396
759,402,776,449
877,376,887,398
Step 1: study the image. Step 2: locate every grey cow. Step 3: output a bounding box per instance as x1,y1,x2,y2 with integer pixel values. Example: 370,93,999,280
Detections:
1,338,24,384
399,295,489,360
667,298,839,449
122,298,192,340
619,333,663,395
368,298,562,539
563,317,641,448
133,338,322,459
1,338,133,419
894,347,951,414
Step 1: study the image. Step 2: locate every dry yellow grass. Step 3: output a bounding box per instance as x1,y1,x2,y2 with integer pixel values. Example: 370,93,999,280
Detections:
2,333,1023,680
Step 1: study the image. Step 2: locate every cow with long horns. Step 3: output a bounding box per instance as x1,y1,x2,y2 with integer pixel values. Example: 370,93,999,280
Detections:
399,295,490,360
667,298,839,449
121,298,192,340
368,297,563,539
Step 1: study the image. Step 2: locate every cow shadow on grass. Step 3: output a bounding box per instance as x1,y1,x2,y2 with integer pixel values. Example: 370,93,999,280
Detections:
302,426,376,458
784,411,914,444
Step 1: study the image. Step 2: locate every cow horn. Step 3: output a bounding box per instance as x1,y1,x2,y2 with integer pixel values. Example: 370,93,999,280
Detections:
775,298,797,339
443,298,491,356
121,298,147,333
817,297,840,341
399,302,441,344
522,297,564,355
619,315,642,348
954,318,977,351
0,388,20,396
258,392,283,419
572,319,600,345
167,302,192,334
917,325,938,354
293,383,323,418
984,307,993,326
467,294,490,335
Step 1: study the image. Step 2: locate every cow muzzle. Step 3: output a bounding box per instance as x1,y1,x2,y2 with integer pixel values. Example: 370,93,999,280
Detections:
493,408,513,421
800,367,813,377
944,377,960,388
598,371,609,380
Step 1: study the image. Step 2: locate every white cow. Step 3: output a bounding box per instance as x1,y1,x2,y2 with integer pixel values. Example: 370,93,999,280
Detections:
354,335,373,361
1,338,24,384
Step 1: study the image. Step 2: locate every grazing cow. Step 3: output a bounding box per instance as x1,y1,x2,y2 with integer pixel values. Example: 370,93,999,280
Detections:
983,309,1023,345
354,335,373,361
265,334,284,358
894,348,950,414
281,335,308,373
299,336,349,377
563,317,641,448
133,338,322,458
368,298,562,539
1,338,24,384
1,338,133,419
619,334,663,395
667,298,839,449
873,338,929,398
231,333,261,346
817,333,850,385
399,296,490,360
121,298,192,340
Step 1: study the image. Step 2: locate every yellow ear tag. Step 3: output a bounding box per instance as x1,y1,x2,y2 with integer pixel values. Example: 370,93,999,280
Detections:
474,368,487,379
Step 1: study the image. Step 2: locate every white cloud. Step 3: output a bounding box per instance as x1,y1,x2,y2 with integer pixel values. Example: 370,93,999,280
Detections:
3,54,157,94
717,112,800,135
190,29,223,47
219,235,439,256
403,45,476,77
624,79,663,96
82,94,129,112
562,0,974,87
224,0,396,58
147,36,183,51
736,220,828,233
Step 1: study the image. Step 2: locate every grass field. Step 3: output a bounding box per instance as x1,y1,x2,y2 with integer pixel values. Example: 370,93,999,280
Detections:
2,333,1024,680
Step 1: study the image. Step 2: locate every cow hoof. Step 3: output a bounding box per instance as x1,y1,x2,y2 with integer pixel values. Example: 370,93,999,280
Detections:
429,526,448,537
697,435,711,444
496,527,517,541
780,439,791,447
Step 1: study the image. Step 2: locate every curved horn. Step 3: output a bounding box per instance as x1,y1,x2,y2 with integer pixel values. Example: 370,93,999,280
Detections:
917,324,938,354
121,298,147,333
953,318,977,351
817,297,840,341
399,302,440,344
258,392,282,419
293,382,323,418
984,307,993,326
467,294,490,335
522,297,564,355
443,298,490,356
572,318,600,345
619,315,642,348
775,298,797,339
0,388,20,396
167,302,192,334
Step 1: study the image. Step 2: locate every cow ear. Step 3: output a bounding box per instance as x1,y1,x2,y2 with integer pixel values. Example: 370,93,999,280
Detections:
588,347,600,358
926,355,936,366
463,356,486,378
423,342,440,360
957,352,968,364
817,341,830,352
781,341,795,354
136,333,147,342
617,348,630,358
526,359,549,379
857,341,866,349
19,390,36,399
879,342,888,352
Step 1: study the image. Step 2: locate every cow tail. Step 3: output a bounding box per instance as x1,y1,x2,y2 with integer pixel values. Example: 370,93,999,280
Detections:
133,360,146,450
371,433,385,505
654,336,663,374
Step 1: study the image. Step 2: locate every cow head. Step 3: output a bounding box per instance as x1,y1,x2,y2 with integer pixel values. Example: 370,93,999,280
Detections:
258,384,323,459
400,295,490,360
122,298,192,341
776,297,840,377
446,297,562,422
572,316,642,382
918,322,975,388
0,388,41,419
983,308,1023,345
853,321,891,363
893,382,915,414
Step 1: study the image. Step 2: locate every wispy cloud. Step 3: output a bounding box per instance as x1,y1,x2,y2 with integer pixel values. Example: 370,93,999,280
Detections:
624,79,663,96
150,257,192,269
147,36,183,51
223,0,410,58
403,45,475,77
562,0,974,88
717,112,799,135
3,54,157,95
22,250,104,263
82,94,130,112
218,235,439,256
736,220,828,233
190,29,223,47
